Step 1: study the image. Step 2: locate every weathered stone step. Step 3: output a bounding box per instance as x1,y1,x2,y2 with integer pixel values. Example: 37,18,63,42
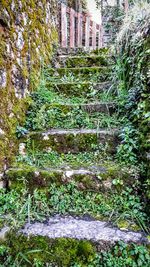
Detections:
57,47,109,56
25,129,119,154
47,66,110,81
6,163,137,191
43,102,116,114
46,82,112,97
21,216,149,245
57,47,89,55
55,55,112,68
30,102,118,131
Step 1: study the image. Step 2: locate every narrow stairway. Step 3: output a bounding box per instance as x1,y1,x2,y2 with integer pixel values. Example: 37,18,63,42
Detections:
2,48,149,254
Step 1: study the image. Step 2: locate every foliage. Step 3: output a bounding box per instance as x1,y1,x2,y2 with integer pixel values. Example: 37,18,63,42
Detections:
114,1,150,200
95,0,125,43
0,238,149,267
15,74,119,131
86,241,150,267
0,183,148,231
16,149,111,168
117,124,139,164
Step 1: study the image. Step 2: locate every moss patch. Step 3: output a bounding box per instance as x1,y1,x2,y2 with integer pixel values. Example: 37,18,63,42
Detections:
0,0,58,171
0,233,95,266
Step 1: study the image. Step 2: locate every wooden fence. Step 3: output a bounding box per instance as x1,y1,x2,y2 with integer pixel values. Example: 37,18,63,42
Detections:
59,3,103,49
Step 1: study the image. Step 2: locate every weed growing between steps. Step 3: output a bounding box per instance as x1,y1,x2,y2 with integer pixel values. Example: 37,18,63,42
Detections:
0,235,150,266
0,183,148,232
18,84,119,131
25,106,120,131
16,150,113,168
26,82,115,103
45,69,110,83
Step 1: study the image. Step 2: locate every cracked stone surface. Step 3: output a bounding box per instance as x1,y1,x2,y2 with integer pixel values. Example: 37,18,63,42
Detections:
21,215,149,244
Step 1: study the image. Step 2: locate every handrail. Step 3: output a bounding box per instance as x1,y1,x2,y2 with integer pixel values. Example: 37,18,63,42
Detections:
59,3,103,49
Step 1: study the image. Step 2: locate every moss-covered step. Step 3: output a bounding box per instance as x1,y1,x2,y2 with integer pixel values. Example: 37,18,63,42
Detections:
24,129,119,154
6,161,139,191
56,55,112,68
27,103,119,131
57,47,109,56
57,47,89,55
1,177,148,233
47,66,110,80
37,102,116,114
47,82,111,97
1,232,149,267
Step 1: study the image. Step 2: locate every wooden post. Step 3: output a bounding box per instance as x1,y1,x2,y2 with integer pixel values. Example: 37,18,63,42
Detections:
70,8,75,48
92,21,96,49
85,15,90,48
77,13,82,47
61,3,67,47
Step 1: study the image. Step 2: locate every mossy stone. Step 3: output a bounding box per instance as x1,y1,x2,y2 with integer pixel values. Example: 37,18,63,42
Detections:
0,232,95,266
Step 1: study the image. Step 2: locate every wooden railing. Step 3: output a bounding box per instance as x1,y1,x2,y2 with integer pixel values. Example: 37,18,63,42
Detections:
59,3,103,49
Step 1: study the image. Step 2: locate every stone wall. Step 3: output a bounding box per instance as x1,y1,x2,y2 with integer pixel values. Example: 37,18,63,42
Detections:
0,0,58,173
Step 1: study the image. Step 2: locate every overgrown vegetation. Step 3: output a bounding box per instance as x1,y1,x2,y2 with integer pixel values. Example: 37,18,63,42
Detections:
22,90,119,131
0,183,148,231
114,1,150,203
1,2,150,264
0,237,149,267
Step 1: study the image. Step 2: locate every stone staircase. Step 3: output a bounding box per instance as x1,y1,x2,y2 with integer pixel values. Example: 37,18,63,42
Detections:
1,48,149,263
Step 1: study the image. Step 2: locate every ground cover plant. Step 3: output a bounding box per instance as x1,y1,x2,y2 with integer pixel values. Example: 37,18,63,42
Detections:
113,1,150,206
0,183,148,232
0,1,150,266
0,239,150,267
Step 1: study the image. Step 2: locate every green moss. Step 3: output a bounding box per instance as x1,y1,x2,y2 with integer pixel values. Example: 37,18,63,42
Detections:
7,155,138,191
0,232,95,266
62,55,111,68
24,130,118,155
0,1,58,171
45,81,111,100
7,168,63,191
117,220,141,232
48,66,110,80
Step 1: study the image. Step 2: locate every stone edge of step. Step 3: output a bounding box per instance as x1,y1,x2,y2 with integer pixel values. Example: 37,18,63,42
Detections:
20,216,150,245
1,216,149,245
43,102,116,107
27,128,119,137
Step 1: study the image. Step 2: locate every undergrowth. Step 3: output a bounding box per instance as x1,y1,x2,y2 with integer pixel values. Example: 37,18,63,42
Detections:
0,183,148,232
0,239,149,267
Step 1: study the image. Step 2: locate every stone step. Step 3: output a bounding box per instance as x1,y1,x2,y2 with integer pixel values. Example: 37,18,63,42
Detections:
57,47,89,55
47,66,110,81
45,102,116,114
29,102,118,131
54,55,112,68
46,82,112,97
20,216,149,245
57,47,109,56
6,163,138,191
24,128,119,154
1,217,149,266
